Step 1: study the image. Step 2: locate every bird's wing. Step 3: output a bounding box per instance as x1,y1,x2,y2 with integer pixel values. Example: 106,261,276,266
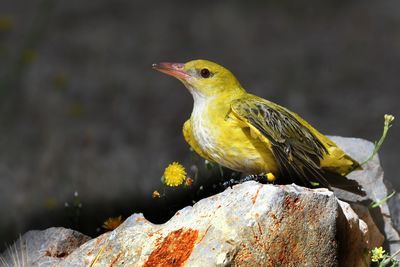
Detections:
230,97,330,187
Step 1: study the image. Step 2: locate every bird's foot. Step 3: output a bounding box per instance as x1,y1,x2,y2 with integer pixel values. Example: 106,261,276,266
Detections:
221,173,276,189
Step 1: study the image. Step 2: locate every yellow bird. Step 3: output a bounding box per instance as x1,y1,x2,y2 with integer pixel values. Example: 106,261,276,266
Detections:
153,59,364,195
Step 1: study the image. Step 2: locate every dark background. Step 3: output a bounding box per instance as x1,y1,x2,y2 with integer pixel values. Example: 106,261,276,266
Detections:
0,0,399,248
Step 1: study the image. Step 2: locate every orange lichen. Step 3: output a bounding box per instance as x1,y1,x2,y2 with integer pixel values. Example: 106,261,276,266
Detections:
234,244,253,264
251,185,262,204
283,196,301,211
143,228,199,267
264,196,306,265
251,223,267,253
109,252,122,267
257,222,263,236
87,236,104,256
198,225,211,243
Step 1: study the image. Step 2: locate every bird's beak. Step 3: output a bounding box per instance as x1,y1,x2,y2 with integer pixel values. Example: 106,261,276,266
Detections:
152,62,190,80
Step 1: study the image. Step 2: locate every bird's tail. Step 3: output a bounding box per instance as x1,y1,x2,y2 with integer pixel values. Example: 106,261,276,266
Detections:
322,171,366,196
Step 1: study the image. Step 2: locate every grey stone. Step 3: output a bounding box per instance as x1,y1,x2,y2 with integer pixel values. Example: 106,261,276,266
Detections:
51,182,380,267
1,137,397,266
337,201,384,266
330,136,400,258
0,227,90,267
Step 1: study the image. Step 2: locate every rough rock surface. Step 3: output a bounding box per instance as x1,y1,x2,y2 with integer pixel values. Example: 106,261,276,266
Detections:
337,201,384,266
330,136,400,257
1,182,382,267
1,137,398,266
0,227,90,266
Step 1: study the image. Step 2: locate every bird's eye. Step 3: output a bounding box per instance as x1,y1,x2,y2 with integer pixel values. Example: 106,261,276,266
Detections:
200,68,211,78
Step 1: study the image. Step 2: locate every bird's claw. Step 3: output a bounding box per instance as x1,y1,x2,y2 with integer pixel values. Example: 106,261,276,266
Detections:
221,179,238,189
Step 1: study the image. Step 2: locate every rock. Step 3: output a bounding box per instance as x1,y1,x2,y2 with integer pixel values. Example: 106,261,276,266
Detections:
330,136,400,258
337,201,384,266
0,227,91,266
33,182,378,267
1,137,396,266
329,136,390,202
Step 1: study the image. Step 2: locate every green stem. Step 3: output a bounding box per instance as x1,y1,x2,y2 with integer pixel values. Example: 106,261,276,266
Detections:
361,114,394,165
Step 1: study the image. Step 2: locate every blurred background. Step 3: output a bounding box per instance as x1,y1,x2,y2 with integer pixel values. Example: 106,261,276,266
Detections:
0,0,399,248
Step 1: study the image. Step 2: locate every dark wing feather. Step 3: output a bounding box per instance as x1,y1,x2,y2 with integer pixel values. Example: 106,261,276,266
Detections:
231,97,330,188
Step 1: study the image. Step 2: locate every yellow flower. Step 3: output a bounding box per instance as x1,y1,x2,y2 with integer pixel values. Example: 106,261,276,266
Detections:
384,114,395,127
102,216,123,231
371,246,385,262
152,190,161,198
163,162,186,187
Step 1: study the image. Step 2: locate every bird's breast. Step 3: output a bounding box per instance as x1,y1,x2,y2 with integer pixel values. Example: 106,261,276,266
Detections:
190,100,218,155
190,99,277,174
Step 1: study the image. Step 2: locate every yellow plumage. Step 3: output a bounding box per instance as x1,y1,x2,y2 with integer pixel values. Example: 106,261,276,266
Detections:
153,59,362,193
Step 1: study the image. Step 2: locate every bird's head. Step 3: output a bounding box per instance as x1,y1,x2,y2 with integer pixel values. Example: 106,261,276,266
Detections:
152,59,244,99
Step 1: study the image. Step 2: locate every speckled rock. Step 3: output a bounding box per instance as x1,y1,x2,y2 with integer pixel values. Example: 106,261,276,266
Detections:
337,201,384,266
34,182,379,267
330,136,400,258
0,227,90,266
2,136,396,266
